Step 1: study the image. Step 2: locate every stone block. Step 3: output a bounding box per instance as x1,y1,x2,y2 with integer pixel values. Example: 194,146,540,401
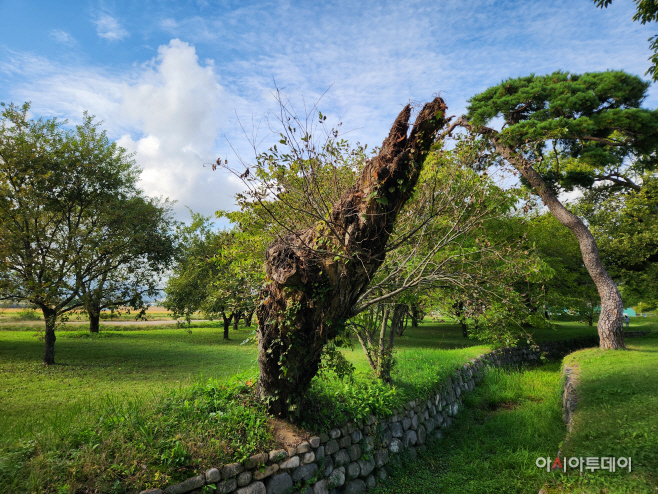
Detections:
402,417,412,431
236,482,265,494
346,461,360,479
253,464,279,481
315,445,325,460
164,475,204,494
215,478,237,494
329,429,341,439
350,430,362,443
246,453,269,469
382,428,392,446
269,449,288,463
319,432,330,444
343,479,366,494
297,442,311,454
339,435,352,448
206,468,221,483
324,439,339,456
140,490,163,494
321,455,334,476
313,479,329,494
292,463,319,483
403,430,417,447
328,467,345,488
389,421,403,438
374,449,388,468
389,438,402,454
417,424,426,445
357,457,375,477
303,451,315,464
266,473,292,494
309,436,321,448
362,435,374,452
279,456,300,469
333,449,350,467
366,475,376,489
237,471,252,487
348,444,361,462
222,462,244,479
367,415,376,425
410,415,419,431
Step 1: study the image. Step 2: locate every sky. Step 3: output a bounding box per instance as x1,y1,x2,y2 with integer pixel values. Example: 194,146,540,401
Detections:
0,0,655,224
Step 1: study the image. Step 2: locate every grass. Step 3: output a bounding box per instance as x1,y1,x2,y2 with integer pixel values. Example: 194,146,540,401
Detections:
0,315,651,493
542,331,658,493
372,362,568,493
372,319,658,494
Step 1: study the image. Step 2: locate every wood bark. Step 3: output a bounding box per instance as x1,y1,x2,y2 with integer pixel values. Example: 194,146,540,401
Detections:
256,98,449,416
222,312,232,340
458,119,625,349
42,308,57,365
89,311,100,333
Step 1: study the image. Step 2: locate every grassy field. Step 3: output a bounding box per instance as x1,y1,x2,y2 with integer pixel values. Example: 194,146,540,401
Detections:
0,316,649,493
372,320,658,494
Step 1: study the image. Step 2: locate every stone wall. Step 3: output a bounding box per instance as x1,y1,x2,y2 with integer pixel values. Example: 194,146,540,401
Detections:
140,336,599,494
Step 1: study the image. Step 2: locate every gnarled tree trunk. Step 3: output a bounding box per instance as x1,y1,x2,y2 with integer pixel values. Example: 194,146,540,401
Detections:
256,98,448,416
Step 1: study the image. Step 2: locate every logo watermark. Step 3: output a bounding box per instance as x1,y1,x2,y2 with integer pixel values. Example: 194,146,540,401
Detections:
536,456,631,473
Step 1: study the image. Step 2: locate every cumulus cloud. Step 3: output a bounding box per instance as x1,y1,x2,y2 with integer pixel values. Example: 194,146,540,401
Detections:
116,39,241,217
93,13,129,41
1,40,243,220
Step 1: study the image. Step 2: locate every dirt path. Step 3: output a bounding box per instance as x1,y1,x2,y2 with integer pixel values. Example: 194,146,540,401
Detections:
0,319,210,327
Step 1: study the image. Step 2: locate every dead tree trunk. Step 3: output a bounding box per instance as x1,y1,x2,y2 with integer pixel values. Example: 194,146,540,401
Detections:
256,98,448,416
458,119,624,349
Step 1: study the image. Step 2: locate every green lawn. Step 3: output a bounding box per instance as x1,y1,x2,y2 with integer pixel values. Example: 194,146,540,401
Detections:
0,316,651,493
372,321,658,494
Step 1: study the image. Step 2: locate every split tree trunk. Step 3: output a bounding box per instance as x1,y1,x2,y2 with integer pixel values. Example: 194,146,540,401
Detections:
233,312,241,330
245,310,254,327
464,121,625,349
256,98,448,416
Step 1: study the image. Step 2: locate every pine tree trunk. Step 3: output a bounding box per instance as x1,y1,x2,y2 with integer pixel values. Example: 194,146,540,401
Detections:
477,129,625,349
256,98,449,416
42,308,57,365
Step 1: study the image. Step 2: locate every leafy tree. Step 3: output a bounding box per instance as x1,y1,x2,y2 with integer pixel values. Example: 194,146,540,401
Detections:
579,176,658,309
524,213,600,326
454,70,658,349
164,214,263,338
0,103,176,364
593,0,658,81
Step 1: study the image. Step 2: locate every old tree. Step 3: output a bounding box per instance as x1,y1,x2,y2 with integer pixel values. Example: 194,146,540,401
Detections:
453,71,658,349
234,97,449,415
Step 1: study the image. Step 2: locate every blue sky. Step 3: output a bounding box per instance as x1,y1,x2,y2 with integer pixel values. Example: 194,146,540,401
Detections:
0,0,655,222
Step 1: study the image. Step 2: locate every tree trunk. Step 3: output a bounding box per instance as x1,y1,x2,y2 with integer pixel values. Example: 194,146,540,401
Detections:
88,304,101,333
245,310,254,327
256,98,449,416
454,301,468,338
410,304,420,327
393,304,408,337
463,121,625,350
222,313,231,340
42,308,57,365
233,312,241,330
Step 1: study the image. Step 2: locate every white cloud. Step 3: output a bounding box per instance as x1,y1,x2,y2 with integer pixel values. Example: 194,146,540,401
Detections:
116,39,241,217
1,40,243,220
94,13,129,41
49,29,75,46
